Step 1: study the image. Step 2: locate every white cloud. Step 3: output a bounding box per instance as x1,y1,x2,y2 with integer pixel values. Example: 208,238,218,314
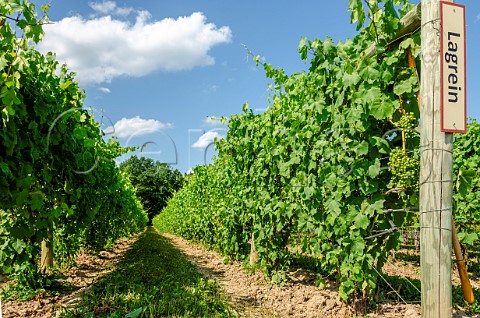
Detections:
203,116,227,126
38,7,232,84
106,116,173,139
98,87,111,93
90,1,115,14
89,1,134,16
192,131,224,149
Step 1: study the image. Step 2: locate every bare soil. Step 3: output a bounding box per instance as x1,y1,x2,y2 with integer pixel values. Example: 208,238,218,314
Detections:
1,230,478,317
162,233,421,318
0,233,139,318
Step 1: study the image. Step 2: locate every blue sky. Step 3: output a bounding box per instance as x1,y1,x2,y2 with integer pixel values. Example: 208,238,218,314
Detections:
32,0,480,173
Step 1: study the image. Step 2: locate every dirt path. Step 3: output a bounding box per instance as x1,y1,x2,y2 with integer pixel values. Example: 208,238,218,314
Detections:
1,229,477,317
161,232,424,318
0,233,140,318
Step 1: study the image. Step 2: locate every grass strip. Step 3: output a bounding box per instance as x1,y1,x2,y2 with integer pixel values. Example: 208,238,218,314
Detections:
61,227,240,317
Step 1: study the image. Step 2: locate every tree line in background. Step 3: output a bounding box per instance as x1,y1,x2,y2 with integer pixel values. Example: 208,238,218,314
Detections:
119,156,183,224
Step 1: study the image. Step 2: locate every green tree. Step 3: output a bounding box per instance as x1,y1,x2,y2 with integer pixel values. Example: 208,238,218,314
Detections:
120,156,183,224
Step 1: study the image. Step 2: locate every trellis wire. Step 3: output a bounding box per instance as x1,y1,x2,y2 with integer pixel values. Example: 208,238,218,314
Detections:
367,261,408,305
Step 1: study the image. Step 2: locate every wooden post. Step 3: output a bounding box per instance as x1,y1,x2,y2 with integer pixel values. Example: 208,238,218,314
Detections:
364,4,421,59
40,239,53,273
420,0,453,317
40,224,54,273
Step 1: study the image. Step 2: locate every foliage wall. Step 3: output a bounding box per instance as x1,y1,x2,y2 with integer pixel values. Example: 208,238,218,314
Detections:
156,0,424,303
156,0,480,305
0,0,147,283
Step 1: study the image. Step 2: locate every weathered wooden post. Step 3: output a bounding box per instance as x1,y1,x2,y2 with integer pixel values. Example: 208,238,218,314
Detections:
420,0,451,316
40,222,54,273
420,0,466,316
40,238,53,273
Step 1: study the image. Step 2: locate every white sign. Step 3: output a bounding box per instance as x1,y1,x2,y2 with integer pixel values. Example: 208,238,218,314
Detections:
440,1,467,133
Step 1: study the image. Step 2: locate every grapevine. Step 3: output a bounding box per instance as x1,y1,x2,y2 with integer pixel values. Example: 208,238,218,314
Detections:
155,0,480,310
0,0,147,287
157,0,423,307
452,119,480,249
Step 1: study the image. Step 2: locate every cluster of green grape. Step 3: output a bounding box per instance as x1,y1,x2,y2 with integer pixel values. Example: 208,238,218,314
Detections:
388,148,419,190
397,112,418,140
